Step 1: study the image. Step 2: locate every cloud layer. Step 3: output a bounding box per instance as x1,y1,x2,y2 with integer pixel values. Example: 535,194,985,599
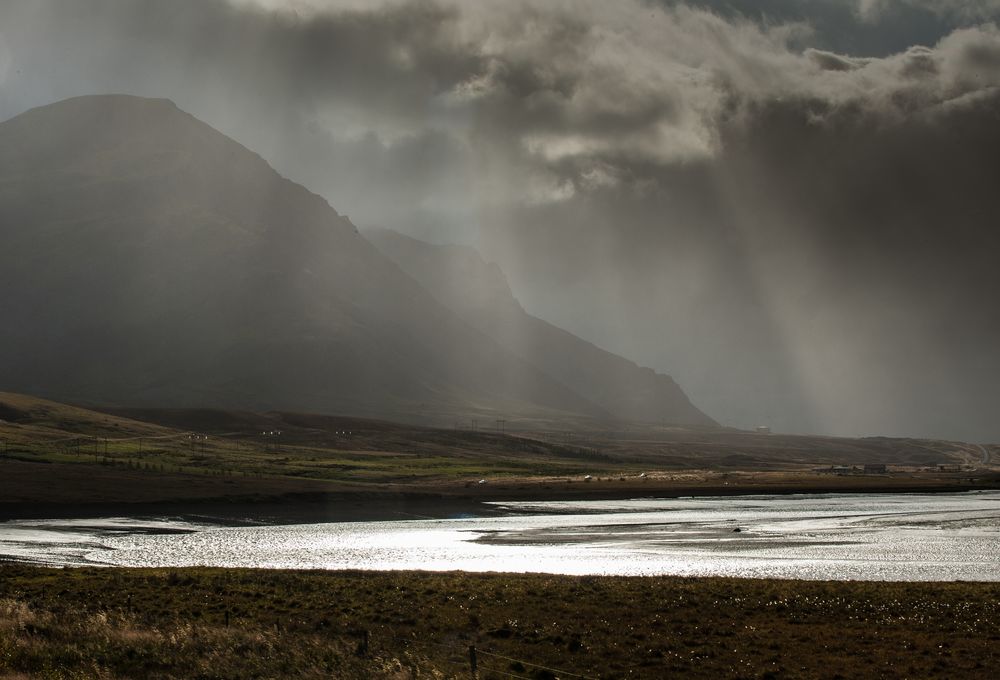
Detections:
2,0,999,439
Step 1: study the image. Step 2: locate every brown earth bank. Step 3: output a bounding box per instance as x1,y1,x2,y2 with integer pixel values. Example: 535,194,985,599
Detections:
0,565,998,679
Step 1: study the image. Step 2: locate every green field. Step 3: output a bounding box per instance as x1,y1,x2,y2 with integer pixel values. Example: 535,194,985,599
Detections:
2,391,997,513
0,392,626,485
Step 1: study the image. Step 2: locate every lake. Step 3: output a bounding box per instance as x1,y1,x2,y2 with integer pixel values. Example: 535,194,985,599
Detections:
2,491,998,581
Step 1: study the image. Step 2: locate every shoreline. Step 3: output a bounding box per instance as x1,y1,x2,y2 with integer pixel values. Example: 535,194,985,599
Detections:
3,474,997,523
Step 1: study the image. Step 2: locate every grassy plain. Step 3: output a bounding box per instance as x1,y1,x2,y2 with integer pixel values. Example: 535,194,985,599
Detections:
2,391,998,519
1,565,998,679
3,393,999,678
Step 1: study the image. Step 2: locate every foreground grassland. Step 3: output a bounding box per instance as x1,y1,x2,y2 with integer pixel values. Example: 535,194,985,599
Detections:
0,566,998,679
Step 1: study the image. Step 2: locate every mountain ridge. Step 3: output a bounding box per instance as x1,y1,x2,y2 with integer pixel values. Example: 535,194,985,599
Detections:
0,94,714,428
366,228,716,426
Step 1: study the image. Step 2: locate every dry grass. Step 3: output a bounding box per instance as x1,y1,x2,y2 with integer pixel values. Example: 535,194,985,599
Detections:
0,565,998,679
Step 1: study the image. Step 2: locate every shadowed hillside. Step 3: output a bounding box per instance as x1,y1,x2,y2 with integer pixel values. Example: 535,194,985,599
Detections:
0,95,712,427
367,228,716,426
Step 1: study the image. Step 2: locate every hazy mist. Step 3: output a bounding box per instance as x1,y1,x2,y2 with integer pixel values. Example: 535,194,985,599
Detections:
2,0,999,440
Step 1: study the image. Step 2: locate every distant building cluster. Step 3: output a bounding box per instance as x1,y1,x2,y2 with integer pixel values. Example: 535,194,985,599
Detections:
813,464,887,475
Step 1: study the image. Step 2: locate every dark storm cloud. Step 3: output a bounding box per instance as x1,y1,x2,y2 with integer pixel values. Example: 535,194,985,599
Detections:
708,83,1000,435
461,7,1000,440
1,0,999,439
645,1,1000,56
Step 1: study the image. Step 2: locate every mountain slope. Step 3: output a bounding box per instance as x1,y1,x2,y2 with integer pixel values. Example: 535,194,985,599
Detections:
366,228,716,426
0,94,713,427
0,95,613,424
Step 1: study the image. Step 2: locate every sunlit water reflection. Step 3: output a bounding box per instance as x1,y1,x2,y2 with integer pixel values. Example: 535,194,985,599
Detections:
2,492,998,580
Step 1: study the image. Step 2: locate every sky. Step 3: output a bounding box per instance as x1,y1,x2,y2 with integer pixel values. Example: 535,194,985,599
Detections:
2,0,999,441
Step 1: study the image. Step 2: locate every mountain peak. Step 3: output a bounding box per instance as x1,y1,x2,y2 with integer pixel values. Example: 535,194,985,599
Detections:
20,93,180,113
4,94,187,144
3,94,243,167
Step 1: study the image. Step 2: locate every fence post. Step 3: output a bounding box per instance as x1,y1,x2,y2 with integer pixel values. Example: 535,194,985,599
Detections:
356,629,369,657
469,644,477,677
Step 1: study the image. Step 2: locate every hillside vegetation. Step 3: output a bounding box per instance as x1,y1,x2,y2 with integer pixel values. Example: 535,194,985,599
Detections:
1,391,995,514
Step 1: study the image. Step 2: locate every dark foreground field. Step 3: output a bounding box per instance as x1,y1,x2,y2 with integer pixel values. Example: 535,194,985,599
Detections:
1,566,997,679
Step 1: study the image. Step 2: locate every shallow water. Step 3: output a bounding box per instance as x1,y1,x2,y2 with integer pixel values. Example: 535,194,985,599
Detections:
2,492,998,580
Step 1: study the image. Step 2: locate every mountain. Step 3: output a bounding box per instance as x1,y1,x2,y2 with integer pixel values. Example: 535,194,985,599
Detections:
0,94,713,427
367,229,716,426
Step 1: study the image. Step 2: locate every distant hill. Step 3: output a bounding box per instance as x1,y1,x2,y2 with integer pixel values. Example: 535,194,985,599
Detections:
0,95,713,427
367,228,715,426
